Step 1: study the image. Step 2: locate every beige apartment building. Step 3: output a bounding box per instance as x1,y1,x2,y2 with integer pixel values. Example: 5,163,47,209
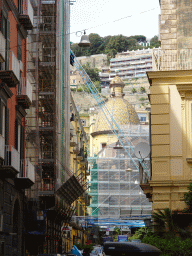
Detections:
142,0,192,213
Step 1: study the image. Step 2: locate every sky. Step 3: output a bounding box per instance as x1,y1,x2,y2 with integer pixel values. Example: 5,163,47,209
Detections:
70,0,161,43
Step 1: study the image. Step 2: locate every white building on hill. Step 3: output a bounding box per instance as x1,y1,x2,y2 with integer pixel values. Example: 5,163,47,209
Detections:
100,48,160,85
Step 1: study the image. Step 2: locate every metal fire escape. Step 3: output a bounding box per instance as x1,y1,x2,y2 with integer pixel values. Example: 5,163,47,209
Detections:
25,1,90,253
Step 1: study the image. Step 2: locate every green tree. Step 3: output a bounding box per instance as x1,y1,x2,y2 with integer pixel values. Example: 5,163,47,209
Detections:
83,62,100,82
88,33,103,55
152,208,176,236
71,42,90,57
114,227,121,235
105,35,137,56
140,87,146,93
131,35,146,42
150,35,161,48
183,181,192,212
129,227,152,241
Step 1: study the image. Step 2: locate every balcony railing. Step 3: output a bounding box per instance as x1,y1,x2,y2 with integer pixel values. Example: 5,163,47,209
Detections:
0,135,5,161
19,0,33,29
0,51,20,86
41,178,55,191
4,145,20,173
0,32,6,62
17,77,33,102
152,48,192,71
11,51,20,81
39,16,56,32
18,159,35,183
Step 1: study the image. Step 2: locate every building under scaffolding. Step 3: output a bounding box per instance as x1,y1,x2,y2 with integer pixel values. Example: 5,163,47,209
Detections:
88,75,152,221
25,0,88,254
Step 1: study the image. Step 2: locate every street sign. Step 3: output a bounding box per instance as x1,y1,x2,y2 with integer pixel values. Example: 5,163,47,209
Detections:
118,235,128,242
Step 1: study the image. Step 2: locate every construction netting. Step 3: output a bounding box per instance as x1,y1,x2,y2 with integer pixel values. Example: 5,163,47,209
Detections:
89,124,152,218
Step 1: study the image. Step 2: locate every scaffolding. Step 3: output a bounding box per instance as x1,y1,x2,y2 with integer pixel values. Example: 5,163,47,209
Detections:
89,124,152,218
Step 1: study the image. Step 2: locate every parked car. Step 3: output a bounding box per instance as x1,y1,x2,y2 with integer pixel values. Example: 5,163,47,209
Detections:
90,249,99,256
93,246,104,256
103,241,161,256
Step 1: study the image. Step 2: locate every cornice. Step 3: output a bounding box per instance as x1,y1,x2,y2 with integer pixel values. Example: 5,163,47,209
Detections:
176,84,192,92
0,83,13,99
16,105,27,118
149,180,190,187
91,130,115,137
147,70,192,86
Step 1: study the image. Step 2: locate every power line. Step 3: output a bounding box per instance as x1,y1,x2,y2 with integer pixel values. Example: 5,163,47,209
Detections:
70,7,159,35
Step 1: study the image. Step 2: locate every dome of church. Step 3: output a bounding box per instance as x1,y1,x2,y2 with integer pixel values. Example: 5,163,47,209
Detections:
92,76,140,136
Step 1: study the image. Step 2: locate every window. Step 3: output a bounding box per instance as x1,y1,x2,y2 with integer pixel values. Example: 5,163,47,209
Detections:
81,119,86,127
2,106,5,137
1,14,6,37
17,32,22,61
138,113,147,122
18,124,21,153
18,0,23,14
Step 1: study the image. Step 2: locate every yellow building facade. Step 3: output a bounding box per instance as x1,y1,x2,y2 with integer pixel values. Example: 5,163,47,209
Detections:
144,70,192,212
61,96,90,252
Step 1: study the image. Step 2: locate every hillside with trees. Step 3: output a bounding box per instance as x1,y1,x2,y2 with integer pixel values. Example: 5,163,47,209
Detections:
71,33,160,59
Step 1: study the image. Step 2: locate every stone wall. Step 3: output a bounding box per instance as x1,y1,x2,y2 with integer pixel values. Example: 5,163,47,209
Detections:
160,0,192,70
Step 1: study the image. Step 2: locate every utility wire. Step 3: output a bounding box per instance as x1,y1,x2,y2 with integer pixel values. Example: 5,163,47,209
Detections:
70,7,159,35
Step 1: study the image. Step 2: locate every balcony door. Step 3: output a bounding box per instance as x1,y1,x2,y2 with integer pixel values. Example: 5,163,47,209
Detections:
18,0,23,14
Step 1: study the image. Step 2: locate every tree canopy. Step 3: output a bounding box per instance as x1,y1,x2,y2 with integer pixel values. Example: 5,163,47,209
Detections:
70,33,157,58
150,35,161,48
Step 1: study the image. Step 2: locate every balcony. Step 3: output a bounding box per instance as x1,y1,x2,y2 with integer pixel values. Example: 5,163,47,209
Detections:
0,135,5,161
0,51,20,86
39,16,56,34
83,192,91,206
17,77,32,109
39,178,55,196
0,32,6,62
15,159,35,189
19,0,33,30
70,135,78,147
0,145,20,177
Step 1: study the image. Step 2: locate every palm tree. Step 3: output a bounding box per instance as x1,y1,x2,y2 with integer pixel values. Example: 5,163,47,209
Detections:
152,208,176,236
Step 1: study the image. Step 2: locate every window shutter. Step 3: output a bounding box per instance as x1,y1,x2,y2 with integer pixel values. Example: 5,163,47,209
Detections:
5,106,9,145
20,125,24,160
15,119,18,149
6,19,10,70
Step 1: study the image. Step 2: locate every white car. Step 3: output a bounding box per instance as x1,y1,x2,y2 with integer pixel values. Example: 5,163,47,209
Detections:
92,246,104,256
90,249,99,256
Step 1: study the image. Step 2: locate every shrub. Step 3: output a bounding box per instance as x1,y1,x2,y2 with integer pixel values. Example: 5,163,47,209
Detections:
142,235,192,256
140,87,146,93
139,97,147,102
183,181,192,212
129,227,152,241
132,88,137,93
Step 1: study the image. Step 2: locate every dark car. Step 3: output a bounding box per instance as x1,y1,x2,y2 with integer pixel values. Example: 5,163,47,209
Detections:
103,241,162,256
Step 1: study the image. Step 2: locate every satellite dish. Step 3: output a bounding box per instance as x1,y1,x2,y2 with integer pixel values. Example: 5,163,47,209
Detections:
134,142,150,159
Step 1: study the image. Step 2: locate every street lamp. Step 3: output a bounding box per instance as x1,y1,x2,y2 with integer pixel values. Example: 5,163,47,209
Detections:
78,31,91,47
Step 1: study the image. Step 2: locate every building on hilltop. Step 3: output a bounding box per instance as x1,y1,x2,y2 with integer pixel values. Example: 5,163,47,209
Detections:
99,48,160,85
88,75,152,221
